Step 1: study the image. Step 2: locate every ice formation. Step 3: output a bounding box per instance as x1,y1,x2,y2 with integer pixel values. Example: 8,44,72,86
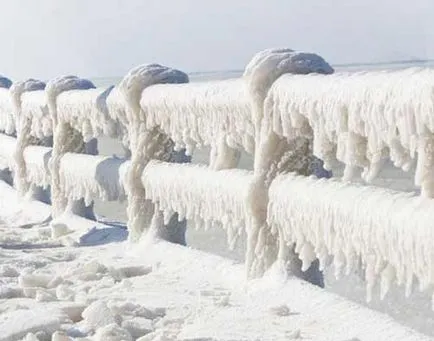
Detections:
268,173,434,301
10,79,47,195
0,76,13,133
265,68,434,196
115,64,189,242
46,76,97,217
0,133,17,170
141,79,253,159
142,160,252,249
56,85,118,142
243,48,334,277
0,88,14,135
59,153,129,204
21,90,52,140
23,145,52,190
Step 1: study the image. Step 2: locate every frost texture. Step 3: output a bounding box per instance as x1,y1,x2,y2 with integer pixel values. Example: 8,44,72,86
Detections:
143,160,252,249
268,173,434,302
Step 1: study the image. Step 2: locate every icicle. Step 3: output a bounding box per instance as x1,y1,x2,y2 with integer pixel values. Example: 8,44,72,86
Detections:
380,264,395,300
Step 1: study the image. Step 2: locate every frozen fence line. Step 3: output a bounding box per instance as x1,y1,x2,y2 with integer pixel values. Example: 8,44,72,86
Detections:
0,47,434,303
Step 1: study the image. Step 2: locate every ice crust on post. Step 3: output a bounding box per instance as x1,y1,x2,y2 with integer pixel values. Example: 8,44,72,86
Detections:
0,75,14,135
116,64,189,243
10,79,47,197
46,75,97,219
268,173,434,303
244,48,334,278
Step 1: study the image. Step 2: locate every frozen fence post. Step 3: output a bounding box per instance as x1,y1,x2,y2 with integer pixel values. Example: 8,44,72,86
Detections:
10,79,47,199
244,48,333,282
0,75,12,183
116,64,189,243
46,76,97,219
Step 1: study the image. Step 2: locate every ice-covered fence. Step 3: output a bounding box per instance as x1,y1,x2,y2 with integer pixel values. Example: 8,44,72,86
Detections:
59,153,129,205
142,160,252,248
0,133,16,171
0,76,14,135
141,79,253,167
268,173,434,302
2,47,434,301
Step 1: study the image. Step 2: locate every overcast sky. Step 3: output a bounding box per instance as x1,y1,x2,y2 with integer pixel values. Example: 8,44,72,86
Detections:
0,0,433,80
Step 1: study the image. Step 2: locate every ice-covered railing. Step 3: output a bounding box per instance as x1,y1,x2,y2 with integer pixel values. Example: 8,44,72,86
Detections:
1,48,434,304
0,75,14,135
268,173,434,302
142,160,252,248
265,69,434,197
141,79,252,167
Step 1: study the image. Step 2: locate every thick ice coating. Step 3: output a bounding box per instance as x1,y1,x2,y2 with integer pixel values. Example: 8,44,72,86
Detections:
141,79,253,156
60,153,129,205
11,79,47,195
56,86,117,142
142,160,252,249
46,75,97,217
265,68,434,195
117,64,189,242
0,88,14,135
268,173,434,302
243,48,334,278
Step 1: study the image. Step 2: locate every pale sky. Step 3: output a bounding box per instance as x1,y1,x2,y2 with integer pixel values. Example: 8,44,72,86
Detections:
0,0,433,80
